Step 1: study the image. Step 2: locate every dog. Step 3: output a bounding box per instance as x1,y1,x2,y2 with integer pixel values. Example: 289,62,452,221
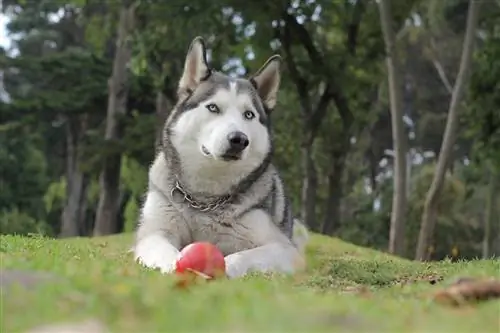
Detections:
133,36,309,279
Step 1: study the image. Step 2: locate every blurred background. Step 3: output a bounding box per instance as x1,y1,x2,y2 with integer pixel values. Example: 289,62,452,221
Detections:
0,0,498,262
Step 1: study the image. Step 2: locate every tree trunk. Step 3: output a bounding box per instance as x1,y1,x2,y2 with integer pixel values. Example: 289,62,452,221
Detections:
300,142,318,231
378,0,408,256
60,172,88,237
415,0,481,261
494,213,500,258
321,150,346,235
93,3,135,236
367,148,378,193
60,116,89,238
154,91,170,153
482,166,497,259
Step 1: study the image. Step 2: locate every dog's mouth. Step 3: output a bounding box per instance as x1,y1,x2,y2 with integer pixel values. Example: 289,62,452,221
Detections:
201,145,211,156
220,152,242,161
201,145,242,161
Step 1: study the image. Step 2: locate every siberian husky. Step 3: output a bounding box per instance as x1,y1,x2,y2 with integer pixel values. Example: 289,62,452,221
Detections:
133,36,309,279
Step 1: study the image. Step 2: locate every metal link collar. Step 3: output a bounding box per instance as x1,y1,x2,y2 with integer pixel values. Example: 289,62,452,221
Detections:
170,180,231,212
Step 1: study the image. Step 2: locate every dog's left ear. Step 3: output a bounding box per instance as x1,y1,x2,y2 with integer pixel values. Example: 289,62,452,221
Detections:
178,36,211,99
250,55,281,111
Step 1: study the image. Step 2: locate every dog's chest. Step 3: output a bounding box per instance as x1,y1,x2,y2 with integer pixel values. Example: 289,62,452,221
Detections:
183,210,256,256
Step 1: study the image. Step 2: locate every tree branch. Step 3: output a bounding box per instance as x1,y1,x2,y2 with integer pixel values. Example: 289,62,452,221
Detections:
428,37,471,111
429,37,454,95
331,83,354,130
347,0,367,55
282,2,366,130
431,58,454,95
280,24,312,115
309,83,332,139
283,12,326,70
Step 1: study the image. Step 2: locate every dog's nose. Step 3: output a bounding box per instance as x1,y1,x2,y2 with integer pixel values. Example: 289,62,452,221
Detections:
227,131,249,152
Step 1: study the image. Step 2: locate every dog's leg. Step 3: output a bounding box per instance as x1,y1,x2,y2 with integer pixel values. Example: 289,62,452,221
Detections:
133,190,189,274
224,210,306,279
134,233,179,273
225,242,304,279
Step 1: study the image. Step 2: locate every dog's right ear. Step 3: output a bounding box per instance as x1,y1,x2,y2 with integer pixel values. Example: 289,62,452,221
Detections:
250,55,281,111
178,36,211,99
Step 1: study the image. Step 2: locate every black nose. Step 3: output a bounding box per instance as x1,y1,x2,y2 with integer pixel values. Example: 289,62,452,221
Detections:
227,131,249,153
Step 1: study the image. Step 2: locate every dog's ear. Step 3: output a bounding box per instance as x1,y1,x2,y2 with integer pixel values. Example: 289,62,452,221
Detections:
250,55,281,111
178,36,210,99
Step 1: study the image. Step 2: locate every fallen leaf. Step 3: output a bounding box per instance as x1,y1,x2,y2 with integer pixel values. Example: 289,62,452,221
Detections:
432,277,500,307
342,285,372,298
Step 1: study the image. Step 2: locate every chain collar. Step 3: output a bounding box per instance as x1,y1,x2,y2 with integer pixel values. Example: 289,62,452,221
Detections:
170,179,232,212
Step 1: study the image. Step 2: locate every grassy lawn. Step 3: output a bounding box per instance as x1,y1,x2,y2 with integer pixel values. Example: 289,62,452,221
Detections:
1,233,499,332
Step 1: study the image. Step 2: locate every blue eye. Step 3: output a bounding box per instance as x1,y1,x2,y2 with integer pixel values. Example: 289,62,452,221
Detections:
206,103,220,113
244,110,255,120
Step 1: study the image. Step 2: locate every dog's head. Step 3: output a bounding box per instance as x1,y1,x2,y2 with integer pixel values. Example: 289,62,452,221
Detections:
163,37,281,194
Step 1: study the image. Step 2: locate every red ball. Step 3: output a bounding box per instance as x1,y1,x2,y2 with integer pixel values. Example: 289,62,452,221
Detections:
175,242,226,279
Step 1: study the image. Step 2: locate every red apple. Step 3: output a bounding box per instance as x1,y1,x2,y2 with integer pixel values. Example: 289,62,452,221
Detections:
175,242,226,280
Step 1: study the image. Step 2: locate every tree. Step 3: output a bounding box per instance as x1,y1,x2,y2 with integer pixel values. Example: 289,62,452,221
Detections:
275,1,370,233
1,1,110,237
482,166,497,258
415,0,481,261
93,1,136,236
378,0,408,255
467,3,500,258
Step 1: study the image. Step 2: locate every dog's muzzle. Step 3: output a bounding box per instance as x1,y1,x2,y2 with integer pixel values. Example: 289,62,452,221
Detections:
223,131,249,161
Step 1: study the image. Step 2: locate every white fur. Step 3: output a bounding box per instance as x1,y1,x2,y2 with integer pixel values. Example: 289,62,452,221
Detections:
134,233,179,274
134,190,184,273
223,209,305,278
171,83,270,196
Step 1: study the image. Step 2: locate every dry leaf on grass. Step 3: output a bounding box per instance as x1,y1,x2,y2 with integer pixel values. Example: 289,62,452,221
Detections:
342,285,372,298
432,277,500,307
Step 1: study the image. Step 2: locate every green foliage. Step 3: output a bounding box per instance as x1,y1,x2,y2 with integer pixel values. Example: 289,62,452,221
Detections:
120,155,148,232
3,51,110,115
0,208,51,236
339,162,486,261
131,0,241,93
467,12,500,167
120,155,148,198
43,178,66,215
123,199,139,233
272,89,304,211
0,123,49,219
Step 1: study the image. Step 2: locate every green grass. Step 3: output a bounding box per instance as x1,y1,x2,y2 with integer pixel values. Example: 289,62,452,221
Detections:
1,233,499,333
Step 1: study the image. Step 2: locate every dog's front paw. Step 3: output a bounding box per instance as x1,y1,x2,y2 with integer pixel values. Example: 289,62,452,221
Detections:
224,243,304,279
134,234,180,274
224,253,249,279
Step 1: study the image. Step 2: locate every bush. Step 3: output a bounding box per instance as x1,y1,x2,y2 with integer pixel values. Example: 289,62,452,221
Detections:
0,208,52,236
